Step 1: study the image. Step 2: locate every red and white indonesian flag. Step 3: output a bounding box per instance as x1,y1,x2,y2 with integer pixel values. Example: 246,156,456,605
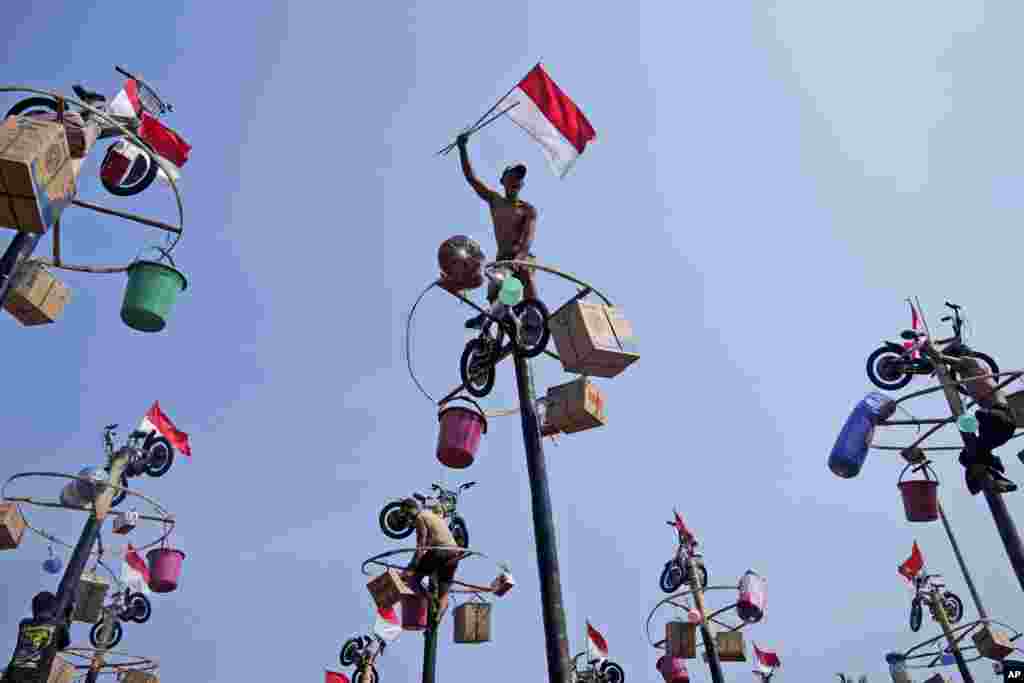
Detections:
495,64,596,178
373,606,402,642
586,620,609,661
903,301,925,359
324,672,350,683
138,401,192,457
108,79,190,184
899,541,924,583
752,643,781,674
121,544,151,595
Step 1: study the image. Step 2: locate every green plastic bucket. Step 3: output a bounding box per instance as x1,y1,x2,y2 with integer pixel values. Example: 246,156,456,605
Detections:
121,260,187,332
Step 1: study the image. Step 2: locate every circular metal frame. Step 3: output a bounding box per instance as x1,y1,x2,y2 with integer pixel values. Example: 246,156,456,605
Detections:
60,646,159,677
872,370,1024,454
362,546,510,597
2,471,177,563
0,85,185,274
406,258,615,417
900,619,1022,669
645,586,756,651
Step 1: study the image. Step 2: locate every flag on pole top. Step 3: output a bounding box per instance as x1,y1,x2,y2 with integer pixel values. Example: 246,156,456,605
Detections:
586,620,609,661
138,401,192,457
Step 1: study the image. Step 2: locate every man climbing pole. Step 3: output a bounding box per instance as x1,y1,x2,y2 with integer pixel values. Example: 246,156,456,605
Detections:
2,592,71,683
401,499,463,620
957,357,1018,494
456,132,540,329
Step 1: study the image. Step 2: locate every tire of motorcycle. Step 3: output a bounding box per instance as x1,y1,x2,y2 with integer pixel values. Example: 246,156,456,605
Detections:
460,338,496,398
127,592,152,624
510,299,551,359
909,599,923,632
5,97,60,118
100,144,159,197
339,638,361,667
143,434,175,478
450,516,470,549
353,665,379,683
942,592,964,624
89,620,123,649
659,562,685,594
379,502,414,539
866,347,914,391
600,661,626,683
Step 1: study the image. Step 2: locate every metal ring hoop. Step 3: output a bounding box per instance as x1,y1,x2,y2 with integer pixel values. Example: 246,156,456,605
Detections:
0,86,184,273
901,618,1022,669
408,259,614,417
872,370,1024,454
645,586,754,651
362,546,506,596
61,646,158,673
2,471,177,558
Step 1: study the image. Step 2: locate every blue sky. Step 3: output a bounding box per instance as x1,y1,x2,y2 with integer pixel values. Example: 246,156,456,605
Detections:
2,1,1023,681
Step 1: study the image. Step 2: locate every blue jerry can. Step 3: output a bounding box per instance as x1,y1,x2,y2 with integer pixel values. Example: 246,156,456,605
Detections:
828,392,896,478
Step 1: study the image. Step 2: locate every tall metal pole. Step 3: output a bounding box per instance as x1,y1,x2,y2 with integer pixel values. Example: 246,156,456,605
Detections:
936,501,988,620
512,354,572,683
925,346,1024,592
688,556,725,683
0,232,41,308
421,578,439,683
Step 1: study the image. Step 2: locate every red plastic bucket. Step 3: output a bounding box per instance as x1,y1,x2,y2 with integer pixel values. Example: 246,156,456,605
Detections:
401,594,428,631
657,655,690,683
898,462,939,523
436,397,488,469
146,548,186,593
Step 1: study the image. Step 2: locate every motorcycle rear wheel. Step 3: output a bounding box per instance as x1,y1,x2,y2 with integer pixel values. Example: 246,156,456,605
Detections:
867,347,914,391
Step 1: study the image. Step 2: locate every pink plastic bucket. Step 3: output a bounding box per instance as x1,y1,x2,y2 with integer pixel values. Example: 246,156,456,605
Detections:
657,655,690,683
436,397,488,469
401,594,428,631
146,548,185,593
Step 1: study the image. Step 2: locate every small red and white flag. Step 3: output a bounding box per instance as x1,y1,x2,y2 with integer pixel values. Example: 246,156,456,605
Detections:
903,301,925,359
899,541,925,583
324,671,350,683
109,80,142,119
672,509,695,543
138,402,192,457
495,64,596,178
753,643,781,673
586,620,609,661
121,544,151,595
373,606,402,642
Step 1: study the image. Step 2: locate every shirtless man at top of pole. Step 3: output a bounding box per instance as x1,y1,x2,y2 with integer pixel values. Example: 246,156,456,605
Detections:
456,131,540,329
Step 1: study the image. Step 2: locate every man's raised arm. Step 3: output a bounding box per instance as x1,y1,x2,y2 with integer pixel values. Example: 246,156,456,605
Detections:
457,134,497,203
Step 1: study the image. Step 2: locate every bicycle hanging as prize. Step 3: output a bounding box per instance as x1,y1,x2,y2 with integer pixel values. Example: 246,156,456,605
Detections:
897,462,939,523
436,396,488,469
121,246,187,333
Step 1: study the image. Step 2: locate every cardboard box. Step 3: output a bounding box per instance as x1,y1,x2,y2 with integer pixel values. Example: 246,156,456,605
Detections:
0,502,26,550
974,625,1014,660
3,261,71,326
48,654,77,683
453,602,491,643
121,671,160,683
666,621,697,659
541,377,607,436
367,569,413,610
72,572,109,624
716,631,746,662
549,301,639,378
0,116,76,233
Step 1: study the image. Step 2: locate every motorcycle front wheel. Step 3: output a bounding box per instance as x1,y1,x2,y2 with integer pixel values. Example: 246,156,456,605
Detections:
600,661,626,683
909,599,923,632
659,562,685,594
867,347,914,391
6,97,61,118
89,620,123,649
340,638,361,667
942,592,964,624
127,592,151,624
450,516,470,549
510,299,551,358
460,338,496,398
379,502,414,539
